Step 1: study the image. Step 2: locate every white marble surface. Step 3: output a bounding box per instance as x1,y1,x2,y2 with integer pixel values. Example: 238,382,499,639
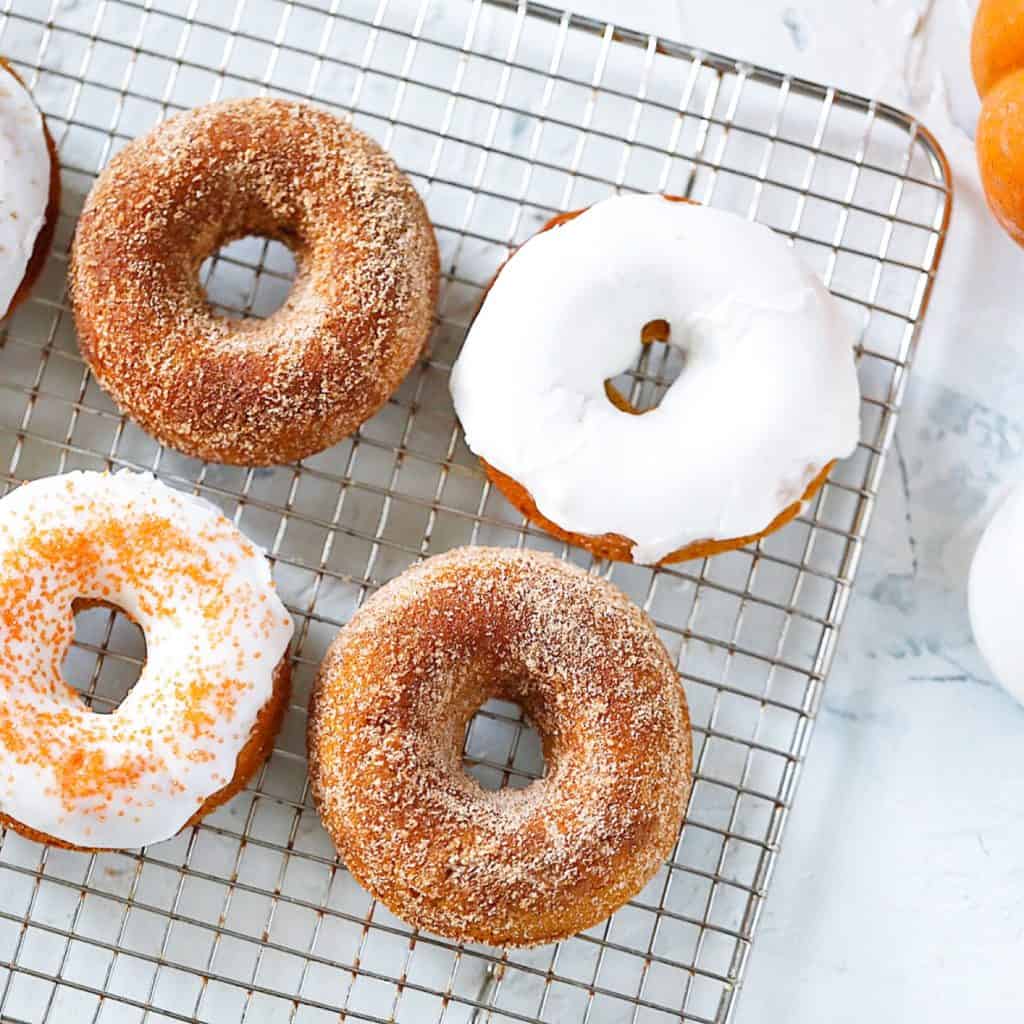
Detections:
570,0,1022,1020
0,2,1016,1022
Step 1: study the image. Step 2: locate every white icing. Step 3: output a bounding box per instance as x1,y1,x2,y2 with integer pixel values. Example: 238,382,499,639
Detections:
969,483,1024,706
0,64,50,317
450,195,862,563
0,471,293,848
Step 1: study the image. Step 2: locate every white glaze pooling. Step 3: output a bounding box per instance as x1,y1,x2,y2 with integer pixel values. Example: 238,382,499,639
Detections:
0,63,49,317
450,195,862,564
0,471,293,848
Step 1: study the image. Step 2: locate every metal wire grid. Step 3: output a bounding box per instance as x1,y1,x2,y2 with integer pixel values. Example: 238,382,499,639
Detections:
0,0,950,1021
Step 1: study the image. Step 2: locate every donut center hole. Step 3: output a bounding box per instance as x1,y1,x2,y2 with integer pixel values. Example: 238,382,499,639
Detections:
462,698,546,792
62,603,147,714
200,235,297,321
605,318,686,414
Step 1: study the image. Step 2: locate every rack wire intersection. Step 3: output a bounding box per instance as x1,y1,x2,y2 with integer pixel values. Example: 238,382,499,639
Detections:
0,1,951,1022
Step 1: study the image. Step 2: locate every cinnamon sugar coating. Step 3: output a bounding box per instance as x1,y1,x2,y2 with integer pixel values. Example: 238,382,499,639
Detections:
307,547,692,947
70,98,439,465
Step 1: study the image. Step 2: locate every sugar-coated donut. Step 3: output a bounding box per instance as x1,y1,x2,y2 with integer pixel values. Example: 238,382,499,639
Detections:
70,98,439,466
0,471,293,850
450,195,861,565
0,58,60,320
307,547,692,948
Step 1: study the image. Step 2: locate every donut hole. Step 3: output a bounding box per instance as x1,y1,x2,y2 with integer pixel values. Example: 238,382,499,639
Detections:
461,698,546,791
200,235,298,321
62,602,147,714
605,318,685,414
641,318,671,344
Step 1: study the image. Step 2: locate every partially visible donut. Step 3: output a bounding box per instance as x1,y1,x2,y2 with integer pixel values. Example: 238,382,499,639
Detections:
972,0,1024,244
0,471,293,851
0,58,60,320
969,481,1024,705
971,0,1024,98
70,98,439,466
307,547,692,947
450,194,860,565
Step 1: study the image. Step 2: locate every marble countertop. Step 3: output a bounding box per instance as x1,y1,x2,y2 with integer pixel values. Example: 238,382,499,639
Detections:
573,1,1020,1020
0,2,1014,1022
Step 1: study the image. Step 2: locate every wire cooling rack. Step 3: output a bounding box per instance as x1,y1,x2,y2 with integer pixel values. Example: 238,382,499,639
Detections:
0,1,950,1022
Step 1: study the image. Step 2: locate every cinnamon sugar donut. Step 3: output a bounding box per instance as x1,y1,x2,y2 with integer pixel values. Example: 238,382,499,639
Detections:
0,58,60,320
450,194,861,565
0,471,293,851
70,98,439,466
307,547,692,947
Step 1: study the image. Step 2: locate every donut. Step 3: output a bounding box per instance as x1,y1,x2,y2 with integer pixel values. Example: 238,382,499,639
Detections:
70,98,439,466
307,547,692,947
0,471,293,850
969,482,1024,705
0,58,60,320
971,0,1024,97
973,0,1024,245
450,194,861,565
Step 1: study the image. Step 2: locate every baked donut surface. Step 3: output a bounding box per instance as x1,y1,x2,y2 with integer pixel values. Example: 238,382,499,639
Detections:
307,547,692,948
0,471,293,850
0,58,60,319
484,457,835,565
70,98,439,465
450,194,861,565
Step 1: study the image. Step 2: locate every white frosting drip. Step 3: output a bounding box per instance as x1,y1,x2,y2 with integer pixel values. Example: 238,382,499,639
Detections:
0,64,50,317
969,483,1024,706
450,195,862,563
0,471,293,848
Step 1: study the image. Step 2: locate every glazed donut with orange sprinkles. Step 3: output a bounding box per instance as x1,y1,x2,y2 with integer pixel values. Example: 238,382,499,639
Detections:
0,58,60,320
0,471,293,850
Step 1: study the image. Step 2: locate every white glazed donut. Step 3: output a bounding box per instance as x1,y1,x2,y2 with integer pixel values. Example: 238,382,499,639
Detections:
969,482,1024,704
0,59,58,318
0,471,293,849
450,194,862,565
